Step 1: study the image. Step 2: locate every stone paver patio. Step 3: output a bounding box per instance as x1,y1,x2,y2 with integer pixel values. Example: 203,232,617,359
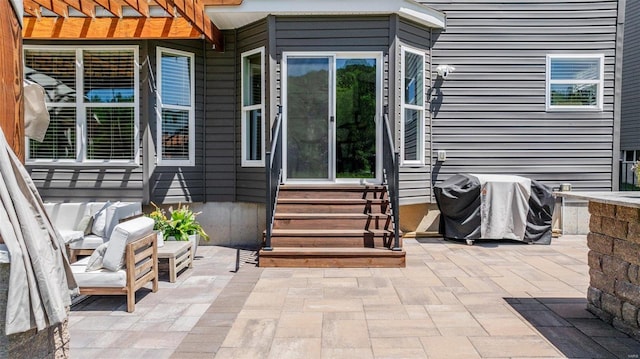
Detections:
69,235,640,358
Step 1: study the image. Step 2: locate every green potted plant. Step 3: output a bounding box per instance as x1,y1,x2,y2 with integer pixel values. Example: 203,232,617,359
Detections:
148,202,169,247
164,204,209,254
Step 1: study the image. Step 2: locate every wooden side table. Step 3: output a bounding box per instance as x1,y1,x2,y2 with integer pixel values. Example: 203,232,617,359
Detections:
157,241,193,282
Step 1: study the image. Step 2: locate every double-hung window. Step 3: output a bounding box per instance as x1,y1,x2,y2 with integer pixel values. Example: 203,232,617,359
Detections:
401,47,425,165
24,46,139,164
241,47,265,167
157,47,195,166
546,54,604,111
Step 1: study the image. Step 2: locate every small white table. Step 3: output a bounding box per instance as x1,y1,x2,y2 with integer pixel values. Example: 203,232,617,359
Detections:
157,241,193,282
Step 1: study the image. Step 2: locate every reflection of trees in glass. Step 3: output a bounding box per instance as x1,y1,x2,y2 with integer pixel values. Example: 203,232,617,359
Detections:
336,61,376,178
286,58,377,180
287,63,330,179
550,85,597,106
161,109,189,160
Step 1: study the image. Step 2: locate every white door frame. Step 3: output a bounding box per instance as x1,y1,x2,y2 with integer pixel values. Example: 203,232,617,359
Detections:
282,51,383,184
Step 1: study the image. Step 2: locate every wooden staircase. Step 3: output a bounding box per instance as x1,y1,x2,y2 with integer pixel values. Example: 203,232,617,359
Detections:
259,185,406,268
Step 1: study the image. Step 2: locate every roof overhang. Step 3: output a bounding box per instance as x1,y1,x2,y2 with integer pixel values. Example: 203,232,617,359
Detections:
204,0,446,30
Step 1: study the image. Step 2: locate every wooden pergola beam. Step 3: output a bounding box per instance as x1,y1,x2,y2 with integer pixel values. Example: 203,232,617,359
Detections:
119,0,149,17
23,0,42,17
153,0,175,17
23,17,204,39
22,0,231,49
32,0,68,17
92,0,122,17
60,0,95,17
201,0,241,5
171,0,223,49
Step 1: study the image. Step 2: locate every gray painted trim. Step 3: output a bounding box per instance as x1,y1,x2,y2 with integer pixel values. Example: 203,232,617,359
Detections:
613,0,626,190
142,41,151,205
389,14,398,141
268,15,278,141
234,28,239,202
201,40,209,202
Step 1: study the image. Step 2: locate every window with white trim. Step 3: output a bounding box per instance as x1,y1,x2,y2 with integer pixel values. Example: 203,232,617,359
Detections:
546,54,604,111
24,46,139,164
241,47,265,167
401,47,425,165
157,47,195,166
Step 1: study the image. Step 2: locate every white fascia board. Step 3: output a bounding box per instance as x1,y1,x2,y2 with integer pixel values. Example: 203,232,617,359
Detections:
207,0,446,30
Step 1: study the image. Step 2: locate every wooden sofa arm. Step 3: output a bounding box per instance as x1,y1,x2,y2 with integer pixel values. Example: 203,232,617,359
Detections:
124,231,158,313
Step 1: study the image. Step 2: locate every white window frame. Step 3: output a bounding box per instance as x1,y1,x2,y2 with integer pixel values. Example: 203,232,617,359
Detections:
241,47,266,167
546,54,604,112
400,46,425,166
156,47,196,166
24,45,140,166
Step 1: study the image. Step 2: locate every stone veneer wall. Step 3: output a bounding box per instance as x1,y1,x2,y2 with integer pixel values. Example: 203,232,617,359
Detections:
0,263,70,359
587,201,640,339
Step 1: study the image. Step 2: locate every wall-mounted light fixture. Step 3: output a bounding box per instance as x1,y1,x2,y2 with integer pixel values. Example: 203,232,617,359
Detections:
435,64,456,78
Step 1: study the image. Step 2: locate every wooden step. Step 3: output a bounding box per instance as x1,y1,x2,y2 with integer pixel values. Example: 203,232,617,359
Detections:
276,198,388,213
268,229,400,248
279,185,387,200
274,213,391,230
258,247,406,268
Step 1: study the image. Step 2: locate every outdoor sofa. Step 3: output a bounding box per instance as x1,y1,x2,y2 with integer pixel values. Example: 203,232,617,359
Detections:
44,201,142,262
69,216,158,312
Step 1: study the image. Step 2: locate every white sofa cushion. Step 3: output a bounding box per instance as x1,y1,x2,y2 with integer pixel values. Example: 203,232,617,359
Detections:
90,202,112,237
102,216,154,271
103,202,142,239
75,215,94,235
71,257,126,287
44,202,109,232
58,230,84,244
44,201,143,252
85,243,109,271
67,234,105,250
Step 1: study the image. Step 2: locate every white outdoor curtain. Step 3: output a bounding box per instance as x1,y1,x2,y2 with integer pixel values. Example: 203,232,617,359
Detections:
24,80,50,142
0,128,77,335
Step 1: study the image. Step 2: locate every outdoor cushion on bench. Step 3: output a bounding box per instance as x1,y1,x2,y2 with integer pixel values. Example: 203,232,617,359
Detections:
44,201,142,262
71,259,127,287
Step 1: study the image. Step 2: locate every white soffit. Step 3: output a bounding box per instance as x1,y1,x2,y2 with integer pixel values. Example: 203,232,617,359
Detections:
206,0,446,30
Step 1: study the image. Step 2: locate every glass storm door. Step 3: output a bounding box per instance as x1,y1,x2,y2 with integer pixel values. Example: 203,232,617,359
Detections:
286,57,331,180
284,54,379,182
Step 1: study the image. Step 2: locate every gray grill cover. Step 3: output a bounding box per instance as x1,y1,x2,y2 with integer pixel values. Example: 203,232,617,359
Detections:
434,174,554,244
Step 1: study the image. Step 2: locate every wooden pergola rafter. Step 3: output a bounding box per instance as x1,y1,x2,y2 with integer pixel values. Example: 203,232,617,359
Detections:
22,0,242,50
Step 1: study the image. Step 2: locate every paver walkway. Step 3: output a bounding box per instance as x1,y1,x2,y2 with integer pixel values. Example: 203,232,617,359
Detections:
69,235,640,358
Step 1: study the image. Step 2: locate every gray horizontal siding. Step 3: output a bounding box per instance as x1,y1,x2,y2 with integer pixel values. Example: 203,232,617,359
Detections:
236,20,268,203
149,40,206,204
397,18,432,205
621,0,640,151
29,167,143,202
205,31,239,202
425,0,619,193
275,16,391,53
